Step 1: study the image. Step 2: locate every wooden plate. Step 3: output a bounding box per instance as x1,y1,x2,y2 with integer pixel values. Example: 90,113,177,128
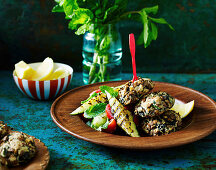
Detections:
50,81,216,150
0,134,50,170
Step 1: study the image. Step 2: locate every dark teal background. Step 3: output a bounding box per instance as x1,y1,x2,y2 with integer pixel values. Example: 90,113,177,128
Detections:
0,0,215,73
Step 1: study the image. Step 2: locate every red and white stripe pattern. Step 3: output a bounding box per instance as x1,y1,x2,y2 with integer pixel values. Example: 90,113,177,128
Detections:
13,74,72,100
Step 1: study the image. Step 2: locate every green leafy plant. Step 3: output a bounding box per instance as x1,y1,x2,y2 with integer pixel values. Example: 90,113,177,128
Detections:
52,0,174,83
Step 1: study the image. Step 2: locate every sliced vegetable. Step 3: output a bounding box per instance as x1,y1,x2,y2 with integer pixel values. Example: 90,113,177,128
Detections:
84,103,107,119
104,119,116,133
105,91,140,137
105,104,114,119
70,92,107,115
71,85,124,115
91,112,109,131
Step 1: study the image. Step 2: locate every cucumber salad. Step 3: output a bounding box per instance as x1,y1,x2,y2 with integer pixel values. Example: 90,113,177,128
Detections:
70,77,182,137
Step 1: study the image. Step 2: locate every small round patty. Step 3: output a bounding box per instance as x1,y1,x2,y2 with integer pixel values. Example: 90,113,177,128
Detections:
141,110,182,136
134,91,175,117
118,77,154,106
0,121,10,139
0,131,36,167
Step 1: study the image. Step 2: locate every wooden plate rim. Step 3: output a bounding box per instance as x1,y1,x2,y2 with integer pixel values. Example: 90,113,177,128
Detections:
50,80,216,150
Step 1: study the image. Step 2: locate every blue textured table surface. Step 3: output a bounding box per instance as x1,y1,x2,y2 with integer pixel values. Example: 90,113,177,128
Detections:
0,71,215,169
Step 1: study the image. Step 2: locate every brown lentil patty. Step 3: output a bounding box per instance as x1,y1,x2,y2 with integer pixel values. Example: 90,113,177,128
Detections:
0,131,36,167
134,91,175,117
0,121,10,139
141,110,182,136
118,77,154,106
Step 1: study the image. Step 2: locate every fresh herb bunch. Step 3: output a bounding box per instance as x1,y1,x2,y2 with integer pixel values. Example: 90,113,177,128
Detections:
52,0,174,83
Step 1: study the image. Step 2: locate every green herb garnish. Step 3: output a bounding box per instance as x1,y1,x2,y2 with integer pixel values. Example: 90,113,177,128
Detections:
99,85,118,98
81,92,97,104
84,103,107,119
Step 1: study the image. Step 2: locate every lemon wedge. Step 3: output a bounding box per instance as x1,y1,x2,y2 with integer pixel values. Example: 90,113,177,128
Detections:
15,61,35,79
31,57,54,81
171,100,194,118
49,67,69,80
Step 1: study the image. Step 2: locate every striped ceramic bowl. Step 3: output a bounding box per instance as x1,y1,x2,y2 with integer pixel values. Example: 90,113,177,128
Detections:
13,62,73,100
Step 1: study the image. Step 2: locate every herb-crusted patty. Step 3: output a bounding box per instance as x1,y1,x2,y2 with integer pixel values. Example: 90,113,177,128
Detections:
118,77,154,106
0,131,36,167
0,121,10,140
141,110,182,136
134,91,175,117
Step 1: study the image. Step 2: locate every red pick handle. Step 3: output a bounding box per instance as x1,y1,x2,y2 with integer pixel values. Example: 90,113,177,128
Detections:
129,33,138,82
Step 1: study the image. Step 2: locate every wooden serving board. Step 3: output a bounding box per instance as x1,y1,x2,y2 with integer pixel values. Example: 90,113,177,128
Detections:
51,80,216,150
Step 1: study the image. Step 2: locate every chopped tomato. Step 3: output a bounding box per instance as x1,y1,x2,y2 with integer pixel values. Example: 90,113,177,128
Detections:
94,89,101,93
133,115,139,126
104,119,116,133
105,104,114,119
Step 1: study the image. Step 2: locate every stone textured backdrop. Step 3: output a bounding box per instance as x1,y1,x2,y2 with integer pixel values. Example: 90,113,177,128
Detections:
0,0,215,73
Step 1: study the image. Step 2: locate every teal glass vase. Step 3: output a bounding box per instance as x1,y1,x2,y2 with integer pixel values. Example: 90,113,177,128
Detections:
82,24,122,84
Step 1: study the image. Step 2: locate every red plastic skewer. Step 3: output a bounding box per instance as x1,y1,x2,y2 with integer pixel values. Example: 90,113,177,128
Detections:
129,33,138,82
